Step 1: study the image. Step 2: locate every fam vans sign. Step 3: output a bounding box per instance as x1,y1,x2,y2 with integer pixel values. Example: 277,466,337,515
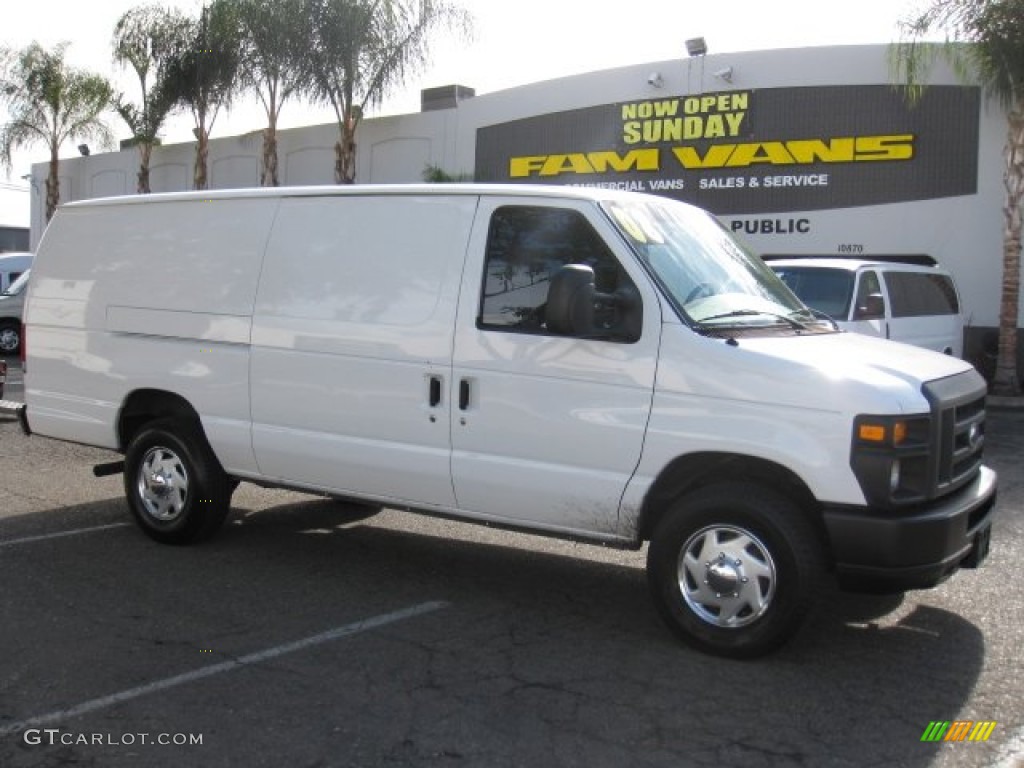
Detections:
475,85,980,215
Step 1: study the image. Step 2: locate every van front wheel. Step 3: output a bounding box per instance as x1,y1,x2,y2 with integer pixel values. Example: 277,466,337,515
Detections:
124,419,232,545
647,483,823,659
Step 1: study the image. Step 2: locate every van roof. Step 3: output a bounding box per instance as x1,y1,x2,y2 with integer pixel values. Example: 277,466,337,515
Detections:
0,252,33,264
56,183,676,210
768,257,950,274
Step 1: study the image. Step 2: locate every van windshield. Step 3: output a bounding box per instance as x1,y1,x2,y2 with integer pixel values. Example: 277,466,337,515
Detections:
770,266,855,320
604,198,833,335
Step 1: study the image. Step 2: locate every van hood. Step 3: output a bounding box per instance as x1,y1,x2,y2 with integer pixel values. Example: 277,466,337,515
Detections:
661,327,979,415
744,330,972,385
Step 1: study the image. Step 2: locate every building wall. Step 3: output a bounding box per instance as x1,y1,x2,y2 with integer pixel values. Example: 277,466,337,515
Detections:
0,226,29,252
28,44,1016,375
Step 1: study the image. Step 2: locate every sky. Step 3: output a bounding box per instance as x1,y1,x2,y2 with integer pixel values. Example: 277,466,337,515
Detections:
0,0,933,227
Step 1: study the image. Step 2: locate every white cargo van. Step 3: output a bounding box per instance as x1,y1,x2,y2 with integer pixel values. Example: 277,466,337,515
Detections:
769,258,966,357
19,185,996,658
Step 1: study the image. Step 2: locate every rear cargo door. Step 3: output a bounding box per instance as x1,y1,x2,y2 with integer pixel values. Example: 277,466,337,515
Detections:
449,197,661,537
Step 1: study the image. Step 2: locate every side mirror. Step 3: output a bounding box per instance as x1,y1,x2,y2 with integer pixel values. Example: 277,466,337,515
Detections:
854,292,885,320
601,283,643,342
546,264,595,336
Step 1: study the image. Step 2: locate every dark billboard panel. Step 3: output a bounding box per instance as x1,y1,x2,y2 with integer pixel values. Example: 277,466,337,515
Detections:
475,85,980,214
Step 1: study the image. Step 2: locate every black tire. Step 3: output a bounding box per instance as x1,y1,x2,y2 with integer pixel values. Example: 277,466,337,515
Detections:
647,482,824,659
123,418,233,545
0,321,20,356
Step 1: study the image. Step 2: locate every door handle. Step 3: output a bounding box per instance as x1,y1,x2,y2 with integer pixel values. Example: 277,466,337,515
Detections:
428,376,442,407
459,379,470,411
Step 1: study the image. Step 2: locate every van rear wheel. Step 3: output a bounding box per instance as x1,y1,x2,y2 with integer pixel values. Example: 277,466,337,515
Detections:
0,322,20,355
124,419,232,545
647,482,823,659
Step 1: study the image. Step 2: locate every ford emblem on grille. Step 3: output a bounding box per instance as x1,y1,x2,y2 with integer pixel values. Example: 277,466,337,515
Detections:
969,423,982,449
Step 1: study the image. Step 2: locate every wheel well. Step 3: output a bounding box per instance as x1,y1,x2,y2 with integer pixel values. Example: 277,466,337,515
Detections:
637,452,827,546
117,390,202,452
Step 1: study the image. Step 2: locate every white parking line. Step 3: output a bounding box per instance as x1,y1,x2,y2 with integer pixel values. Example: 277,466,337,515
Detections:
0,523,132,548
0,600,448,738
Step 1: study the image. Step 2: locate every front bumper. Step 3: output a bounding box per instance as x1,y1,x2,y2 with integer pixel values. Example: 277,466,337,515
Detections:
823,465,997,592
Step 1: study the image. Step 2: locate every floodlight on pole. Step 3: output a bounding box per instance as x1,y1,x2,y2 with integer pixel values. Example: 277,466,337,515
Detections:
685,37,708,57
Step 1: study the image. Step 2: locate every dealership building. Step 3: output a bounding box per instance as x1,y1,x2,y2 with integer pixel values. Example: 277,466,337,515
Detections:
28,44,1014,375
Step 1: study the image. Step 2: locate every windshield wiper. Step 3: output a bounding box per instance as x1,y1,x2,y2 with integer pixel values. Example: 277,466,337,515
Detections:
788,307,839,331
697,309,811,331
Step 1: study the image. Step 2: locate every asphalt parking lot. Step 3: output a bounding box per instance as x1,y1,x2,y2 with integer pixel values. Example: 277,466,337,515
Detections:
0,360,1022,768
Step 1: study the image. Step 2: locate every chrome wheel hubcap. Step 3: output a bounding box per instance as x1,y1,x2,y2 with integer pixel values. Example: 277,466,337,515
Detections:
138,446,189,522
0,329,18,352
678,525,777,628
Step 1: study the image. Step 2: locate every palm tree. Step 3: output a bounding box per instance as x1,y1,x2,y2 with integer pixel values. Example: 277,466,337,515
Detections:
112,4,191,194
230,0,310,186
304,0,473,184
0,42,113,221
892,0,1024,396
163,0,241,190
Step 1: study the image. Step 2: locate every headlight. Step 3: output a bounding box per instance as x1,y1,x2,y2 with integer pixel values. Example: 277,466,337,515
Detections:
851,414,931,508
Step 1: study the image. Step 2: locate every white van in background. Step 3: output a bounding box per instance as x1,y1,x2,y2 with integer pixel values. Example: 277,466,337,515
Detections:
18,185,995,658
0,268,30,355
768,258,965,357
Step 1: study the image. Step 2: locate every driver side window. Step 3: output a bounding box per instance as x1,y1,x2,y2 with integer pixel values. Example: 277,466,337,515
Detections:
478,205,640,340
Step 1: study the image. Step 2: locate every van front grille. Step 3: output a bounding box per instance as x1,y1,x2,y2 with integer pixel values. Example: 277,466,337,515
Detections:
923,371,988,499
